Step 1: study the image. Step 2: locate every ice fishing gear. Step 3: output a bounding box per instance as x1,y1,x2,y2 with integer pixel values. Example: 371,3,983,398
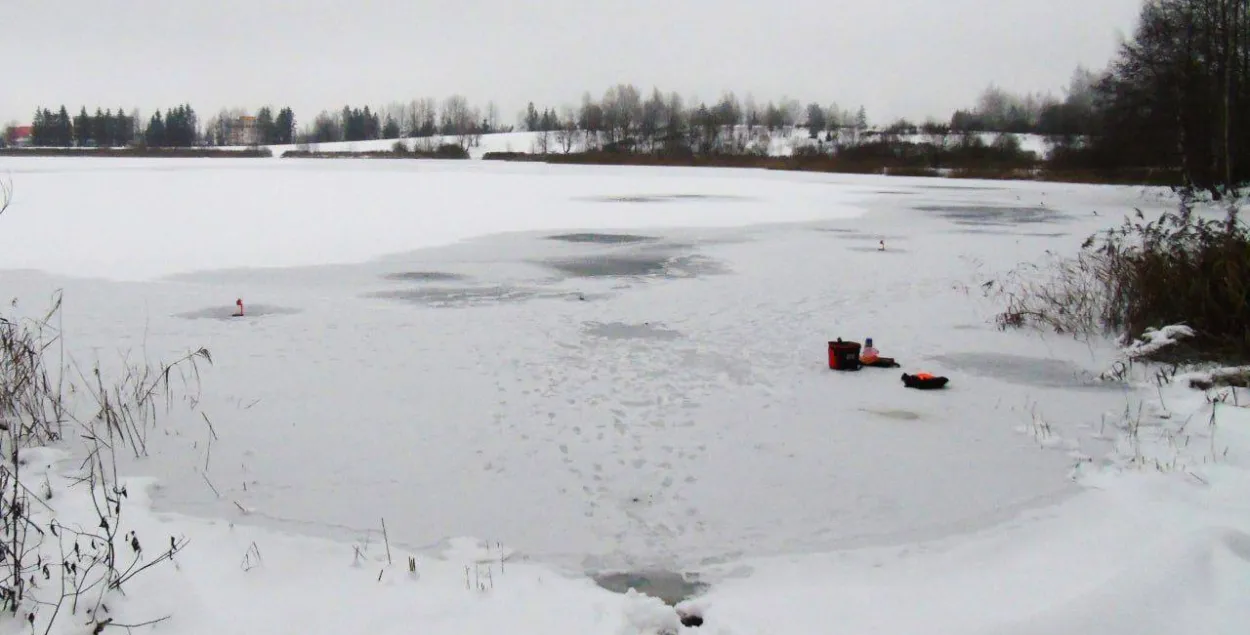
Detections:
901,372,949,390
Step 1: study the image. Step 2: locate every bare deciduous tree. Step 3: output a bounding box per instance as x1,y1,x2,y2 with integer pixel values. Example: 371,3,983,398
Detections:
485,101,500,132
778,97,802,129
664,92,685,145
440,95,482,151
406,98,438,138
578,92,604,150
601,84,642,146
554,106,579,153
743,94,759,133
1091,0,1250,195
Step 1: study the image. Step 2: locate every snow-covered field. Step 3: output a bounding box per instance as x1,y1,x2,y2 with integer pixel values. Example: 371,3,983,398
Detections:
0,157,1247,634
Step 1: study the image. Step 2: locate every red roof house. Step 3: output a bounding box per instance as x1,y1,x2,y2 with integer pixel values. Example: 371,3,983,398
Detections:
6,125,33,146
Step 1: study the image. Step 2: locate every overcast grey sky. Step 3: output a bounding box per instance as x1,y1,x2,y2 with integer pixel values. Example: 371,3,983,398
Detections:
2,0,1143,129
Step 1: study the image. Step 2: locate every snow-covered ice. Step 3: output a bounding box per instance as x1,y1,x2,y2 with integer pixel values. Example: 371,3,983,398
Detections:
0,158,870,281
0,156,1246,634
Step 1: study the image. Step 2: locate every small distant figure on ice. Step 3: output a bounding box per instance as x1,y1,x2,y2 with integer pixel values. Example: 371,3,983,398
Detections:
878,240,886,251
232,298,245,317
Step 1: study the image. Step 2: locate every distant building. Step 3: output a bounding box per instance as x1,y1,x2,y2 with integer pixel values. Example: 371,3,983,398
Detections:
5,125,33,147
228,115,260,146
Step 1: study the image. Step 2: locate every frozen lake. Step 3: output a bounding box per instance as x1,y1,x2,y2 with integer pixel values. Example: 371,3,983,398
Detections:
0,157,1169,575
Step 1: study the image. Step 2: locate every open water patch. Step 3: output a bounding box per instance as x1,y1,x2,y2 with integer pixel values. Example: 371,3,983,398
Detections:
174,304,301,320
593,570,708,607
365,285,571,308
546,233,657,244
930,352,1127,390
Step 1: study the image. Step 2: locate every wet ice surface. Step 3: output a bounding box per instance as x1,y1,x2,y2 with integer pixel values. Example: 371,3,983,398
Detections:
366,285,550,307
913,204,1070,225
859,408,924,421
543,253,726,279
140,220,1144,572
953,228,1071,238
573,193,755,204
547,233,658,244
545,255,672,278
382,271,470,282
174,304,302,320
930,352,1128,391
584,321,683,341
825,231,908,240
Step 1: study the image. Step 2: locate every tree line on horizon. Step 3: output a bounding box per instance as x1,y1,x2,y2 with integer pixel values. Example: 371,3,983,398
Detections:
23,106,139,147
2,0,1245,192
9,104,297,148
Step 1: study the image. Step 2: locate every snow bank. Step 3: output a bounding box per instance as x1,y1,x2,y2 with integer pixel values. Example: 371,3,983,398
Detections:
8,448,694,635
690,377,1250,635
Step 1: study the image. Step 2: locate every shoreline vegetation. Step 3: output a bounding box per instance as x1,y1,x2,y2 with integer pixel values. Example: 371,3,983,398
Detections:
0,140,1182,187
478,149,1182,186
